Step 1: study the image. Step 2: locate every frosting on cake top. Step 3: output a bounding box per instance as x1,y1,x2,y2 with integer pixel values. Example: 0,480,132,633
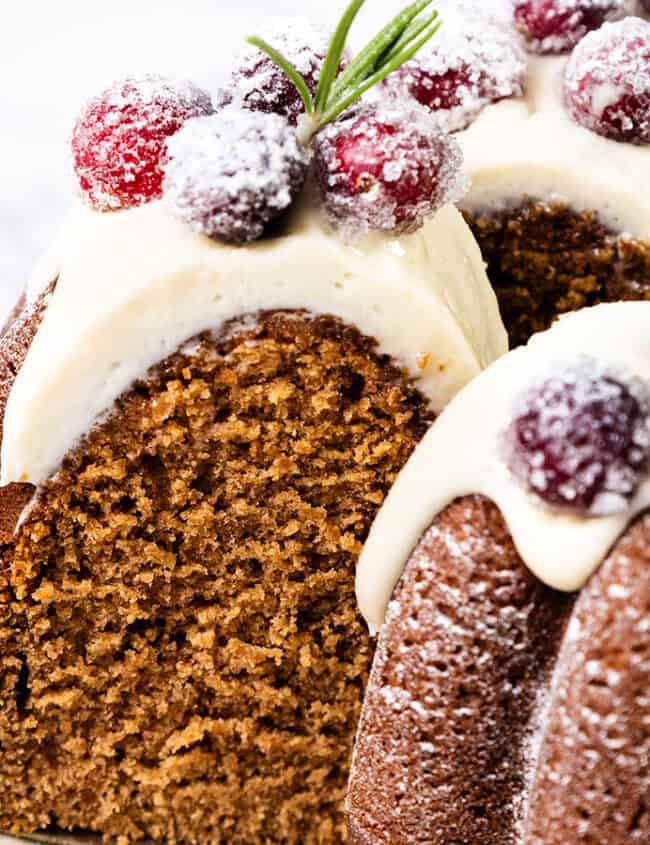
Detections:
458,54,650,238
358,302,650,634
1,200,506,486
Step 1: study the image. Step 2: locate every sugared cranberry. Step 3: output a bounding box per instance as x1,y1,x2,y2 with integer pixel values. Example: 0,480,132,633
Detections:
514,0,629,54
314,103,463,235
72,76,213,211
218,17,335,125
380,14,527,132
564,17,650,144
641,0,650,11
504,358,650,514
163,109,309,244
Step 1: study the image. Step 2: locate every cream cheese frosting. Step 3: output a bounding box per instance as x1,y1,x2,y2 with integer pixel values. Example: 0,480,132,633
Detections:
1,200,506,486
357,302,650,634
458,54,650,239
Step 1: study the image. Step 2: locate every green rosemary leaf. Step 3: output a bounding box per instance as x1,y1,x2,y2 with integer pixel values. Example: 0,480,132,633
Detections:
314,0,367,112
321,19,441,125
246,36,314,115
328,0,432,103
380,8,439,66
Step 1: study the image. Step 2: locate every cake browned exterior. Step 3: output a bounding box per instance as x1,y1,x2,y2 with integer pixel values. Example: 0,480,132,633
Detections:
0,285,54,541
347,495,650,844
466,201,650,348
0,300,433,844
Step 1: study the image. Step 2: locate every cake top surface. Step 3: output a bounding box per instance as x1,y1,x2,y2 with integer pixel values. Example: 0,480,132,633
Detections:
357,301,650,633
2,197,505,487
1,1,512,486
458,49,650,236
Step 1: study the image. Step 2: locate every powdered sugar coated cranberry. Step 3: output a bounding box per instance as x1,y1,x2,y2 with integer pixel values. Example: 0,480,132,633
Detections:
71,76,213,211
218,17,333,125
314,103,465,235
564,16,650,144
504,358,650,515
514,0,630,54
163,109,309,244
380,12,527,133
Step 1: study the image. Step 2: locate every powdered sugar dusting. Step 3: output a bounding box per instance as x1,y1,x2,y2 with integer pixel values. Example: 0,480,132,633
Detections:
217,17,332,125
347,496,574,842
71,75,213,211
380,10,527,133
163,108,308,244
564,16,650,144
514,0,632,55
523,514,650,840
314,101,466,236
504,356,650,515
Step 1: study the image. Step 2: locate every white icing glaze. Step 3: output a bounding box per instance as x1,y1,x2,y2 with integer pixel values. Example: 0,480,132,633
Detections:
458,55,650,239
357,302,650,635
1,200,506,486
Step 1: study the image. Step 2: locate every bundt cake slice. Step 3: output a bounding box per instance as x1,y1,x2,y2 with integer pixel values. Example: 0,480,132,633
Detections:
381,3,650,346
0,6,508,832
348,302,650,844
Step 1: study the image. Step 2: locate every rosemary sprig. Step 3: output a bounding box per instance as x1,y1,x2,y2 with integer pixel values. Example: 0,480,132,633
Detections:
247,0,441,145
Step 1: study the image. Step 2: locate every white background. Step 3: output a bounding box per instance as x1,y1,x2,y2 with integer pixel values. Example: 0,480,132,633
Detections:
0,0,508,320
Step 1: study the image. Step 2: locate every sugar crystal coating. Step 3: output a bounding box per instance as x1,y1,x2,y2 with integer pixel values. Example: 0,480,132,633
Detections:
71,76,213,211
217,17,334,125
163,109,309,244
314,102,465,235
514,0,630,54
564,16,650,144
380,12,527,133
504,357,650,514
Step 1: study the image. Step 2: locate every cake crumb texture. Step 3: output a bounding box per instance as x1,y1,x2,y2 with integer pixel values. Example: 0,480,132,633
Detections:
467,202,650,347
0,311,432,844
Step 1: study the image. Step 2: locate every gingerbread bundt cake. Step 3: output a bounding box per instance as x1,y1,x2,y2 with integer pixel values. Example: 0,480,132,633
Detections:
382,2,650,346
0,5,507,842
349,302,650,843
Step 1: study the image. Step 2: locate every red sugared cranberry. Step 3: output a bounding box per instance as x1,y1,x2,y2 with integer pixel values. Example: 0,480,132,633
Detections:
218,18,334,125
505,358,650,514
72,76,213,211
564,17,650,144
163,109,309,244
514,0,628,54
314,103,463,235
380,13,527,132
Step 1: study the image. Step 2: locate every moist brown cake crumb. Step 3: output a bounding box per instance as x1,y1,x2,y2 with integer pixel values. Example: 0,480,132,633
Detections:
466,201,650,347
0,311,433,844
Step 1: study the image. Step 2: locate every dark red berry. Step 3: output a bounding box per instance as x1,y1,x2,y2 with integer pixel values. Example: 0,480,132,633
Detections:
163,109,309,244
564,17,650,144
218,18,336,125
314,103,463,235
505,359,650,514
381,14,526,132
71,76,213,211
514,0,628,54
642,0,650,11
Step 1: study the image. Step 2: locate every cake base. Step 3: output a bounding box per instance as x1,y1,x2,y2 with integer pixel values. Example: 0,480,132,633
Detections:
466,201,650,347
347,495,650,844
0,311,433,844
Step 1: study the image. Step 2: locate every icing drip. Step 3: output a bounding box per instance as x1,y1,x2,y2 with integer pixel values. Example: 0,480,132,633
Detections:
357,302,650,634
